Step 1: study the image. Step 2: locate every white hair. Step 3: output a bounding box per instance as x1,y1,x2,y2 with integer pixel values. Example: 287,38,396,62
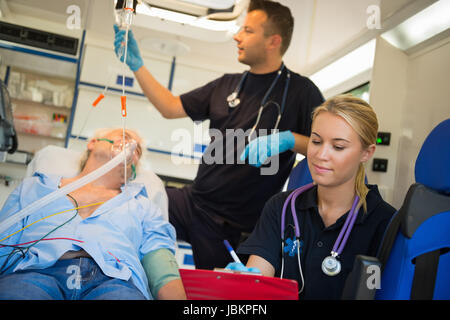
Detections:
78,127,146,173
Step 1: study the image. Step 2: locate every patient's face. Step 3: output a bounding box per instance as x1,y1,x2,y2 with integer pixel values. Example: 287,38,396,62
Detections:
90,129,143,179
103,129,143,164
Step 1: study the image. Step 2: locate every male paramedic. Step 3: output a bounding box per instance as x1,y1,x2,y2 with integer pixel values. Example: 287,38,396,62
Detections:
0,128,186,300
113,0,324,269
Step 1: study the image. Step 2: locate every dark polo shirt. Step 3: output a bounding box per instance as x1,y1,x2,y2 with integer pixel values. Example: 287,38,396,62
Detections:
180,70,324,232
237,184,396,300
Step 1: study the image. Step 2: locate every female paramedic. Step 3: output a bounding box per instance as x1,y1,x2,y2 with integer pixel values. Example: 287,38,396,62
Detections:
231,94,396,299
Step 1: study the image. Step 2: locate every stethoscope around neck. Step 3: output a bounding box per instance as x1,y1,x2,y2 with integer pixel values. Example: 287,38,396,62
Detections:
281,182,361,294
226,63,291,140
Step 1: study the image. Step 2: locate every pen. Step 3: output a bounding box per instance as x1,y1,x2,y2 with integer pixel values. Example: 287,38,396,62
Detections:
223,240,241,264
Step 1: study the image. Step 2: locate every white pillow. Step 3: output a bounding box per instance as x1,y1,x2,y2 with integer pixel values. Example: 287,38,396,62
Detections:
26,145,169,221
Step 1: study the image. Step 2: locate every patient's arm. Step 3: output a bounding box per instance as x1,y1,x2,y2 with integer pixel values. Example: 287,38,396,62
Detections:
141,248,187,300
157,279,186,300
247,255,275,277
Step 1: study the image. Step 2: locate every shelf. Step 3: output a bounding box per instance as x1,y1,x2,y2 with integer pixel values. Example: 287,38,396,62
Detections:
0,45,77,81
12,97,71,111
5,59,76,155
8,67,75,110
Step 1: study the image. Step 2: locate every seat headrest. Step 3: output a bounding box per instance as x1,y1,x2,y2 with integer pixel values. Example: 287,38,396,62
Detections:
287,158,312,190
26,145,82,178
415,119,450,193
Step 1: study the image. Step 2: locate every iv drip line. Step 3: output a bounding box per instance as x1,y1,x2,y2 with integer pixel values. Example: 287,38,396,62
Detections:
121,24,130,187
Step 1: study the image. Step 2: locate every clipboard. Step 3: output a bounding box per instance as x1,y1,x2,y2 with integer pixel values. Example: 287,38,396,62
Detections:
179,268,299,300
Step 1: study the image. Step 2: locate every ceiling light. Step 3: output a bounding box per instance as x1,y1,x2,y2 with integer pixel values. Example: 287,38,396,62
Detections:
381,0,450,51
178,0,236,10
136,3,240,32
310,39,376,94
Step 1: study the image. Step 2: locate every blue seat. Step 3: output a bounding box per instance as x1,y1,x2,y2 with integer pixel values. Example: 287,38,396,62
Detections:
287,158,312,190
342,118,450,300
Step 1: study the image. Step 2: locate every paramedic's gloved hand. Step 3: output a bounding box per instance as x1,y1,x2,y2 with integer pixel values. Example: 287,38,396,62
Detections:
240,130,295,167
225,262,261,273
113,25,144,72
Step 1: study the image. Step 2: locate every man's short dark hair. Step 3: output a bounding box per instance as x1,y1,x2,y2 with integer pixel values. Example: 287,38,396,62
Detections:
248,0,294,56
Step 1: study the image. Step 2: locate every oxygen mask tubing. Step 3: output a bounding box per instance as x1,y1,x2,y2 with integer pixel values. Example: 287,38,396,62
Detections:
0,143,137,236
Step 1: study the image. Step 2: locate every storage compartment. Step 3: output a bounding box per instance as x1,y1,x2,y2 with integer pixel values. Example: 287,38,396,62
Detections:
6,67,74,154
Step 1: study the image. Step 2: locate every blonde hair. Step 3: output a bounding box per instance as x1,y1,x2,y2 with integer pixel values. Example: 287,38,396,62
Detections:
311,94,378,213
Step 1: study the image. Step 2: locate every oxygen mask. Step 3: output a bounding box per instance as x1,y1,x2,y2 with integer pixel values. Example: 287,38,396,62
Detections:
97,136,140,180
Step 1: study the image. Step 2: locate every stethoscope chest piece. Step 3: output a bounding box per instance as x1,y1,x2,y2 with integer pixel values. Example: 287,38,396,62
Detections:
321,255,341,276
227,92,240,108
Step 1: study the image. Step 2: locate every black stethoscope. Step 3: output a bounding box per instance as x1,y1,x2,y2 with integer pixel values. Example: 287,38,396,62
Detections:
280,183,360,293
226,63,291,140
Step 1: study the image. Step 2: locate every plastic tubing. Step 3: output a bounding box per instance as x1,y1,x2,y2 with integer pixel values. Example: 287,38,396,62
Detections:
121,24,130,187
0,144,136,236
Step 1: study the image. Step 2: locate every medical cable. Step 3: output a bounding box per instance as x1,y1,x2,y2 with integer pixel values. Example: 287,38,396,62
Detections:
120,24,130,188
260,64,286,110
0,201,105,243
0,237,84,248
116,2,136,188
246,64,291,141
280,183,312,290
281,182,361,280
73,71,116,141
115,23,131,187
0,207,80,275
0,147,134,236
227,63,287,109
296,240,305,294
226,71,248,107
332,196,359,256
281,183,312,238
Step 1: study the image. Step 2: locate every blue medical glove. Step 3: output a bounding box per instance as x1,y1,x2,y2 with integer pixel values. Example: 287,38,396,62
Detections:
225,262,261,273
240,130,295,167
113,24,144,72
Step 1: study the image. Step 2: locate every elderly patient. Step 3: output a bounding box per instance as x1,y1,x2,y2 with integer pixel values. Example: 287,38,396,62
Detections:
0,128,186,300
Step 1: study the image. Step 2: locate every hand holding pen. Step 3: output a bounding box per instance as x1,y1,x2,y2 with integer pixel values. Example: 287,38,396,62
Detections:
223,240,261,274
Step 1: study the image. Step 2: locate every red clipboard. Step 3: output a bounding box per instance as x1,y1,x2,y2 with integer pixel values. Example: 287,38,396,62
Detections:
179,268,299,300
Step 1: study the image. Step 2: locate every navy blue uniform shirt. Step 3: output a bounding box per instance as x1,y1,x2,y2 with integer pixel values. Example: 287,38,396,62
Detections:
237,184,396,299
180,69,324,232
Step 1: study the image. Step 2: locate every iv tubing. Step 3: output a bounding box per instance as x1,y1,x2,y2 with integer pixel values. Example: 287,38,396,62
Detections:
73,69,116,141
0,146,135,236
121,24,130,187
